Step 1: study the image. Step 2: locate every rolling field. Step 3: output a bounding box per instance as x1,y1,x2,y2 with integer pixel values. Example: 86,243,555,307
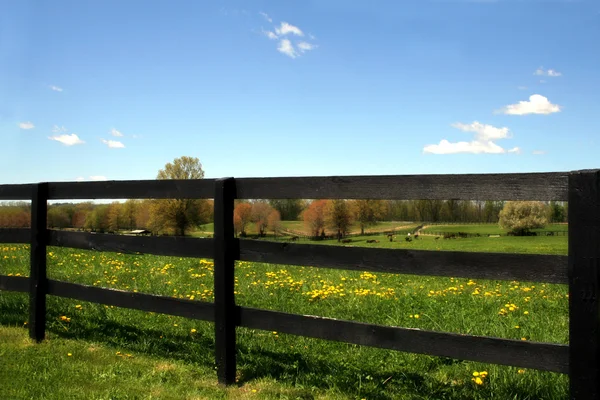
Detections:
0,235,569,399
421,223,568,236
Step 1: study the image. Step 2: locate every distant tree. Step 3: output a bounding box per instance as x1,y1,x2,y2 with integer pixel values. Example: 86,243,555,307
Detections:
135,200,152,230
499,201,548,236
484,201,504,223
267,209,282,236
107,202,122,232
47,207,70,229
268,199,305,221
425,200,444,223
85,204,109,232
350,200,385,235
251,201,273,237
120,200,139,230
326,200,353,241
150,156,205,236
302,200,328,237
548,201,566,223
234,202,252,237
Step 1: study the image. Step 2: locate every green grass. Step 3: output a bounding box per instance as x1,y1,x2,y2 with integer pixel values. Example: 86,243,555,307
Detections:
0,236,569,399
422,223,568,235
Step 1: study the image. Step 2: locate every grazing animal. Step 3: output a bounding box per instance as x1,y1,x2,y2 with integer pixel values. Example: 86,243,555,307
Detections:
414,234,419,240
290,236,299,241
366,239,376,243
387,234,394,242
405,237,412,242
546,232,554,236
435,236,440,240
341,238,352,243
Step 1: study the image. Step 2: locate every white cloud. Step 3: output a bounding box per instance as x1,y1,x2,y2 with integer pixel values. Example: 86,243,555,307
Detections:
497,94,561,115
259,11,272,22
49,85,63,92
423,121,515,155
52,125,67,133
297,41,316,53
277,39,298,58
18,122,35,130
508,147,521,154
75,176,85,182
534,67,562,77
49,134,84,146
275,22,304,36
532,150,546,155
101,139,125,148
110,128,123,137
423,139,505,154
89,175,108,181
262,29,278,40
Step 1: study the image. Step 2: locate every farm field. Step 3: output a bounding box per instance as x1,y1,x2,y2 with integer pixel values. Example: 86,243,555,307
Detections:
421,223,568,236
0,235,569,399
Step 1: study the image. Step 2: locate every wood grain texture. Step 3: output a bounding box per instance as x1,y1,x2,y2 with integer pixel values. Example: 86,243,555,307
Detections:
48,230,213,258
238,306,569,374
0,228,30,243
235,172,568,201
239,240,568,284
47,179,214,200
0,275,29,292
568,170,600,399
47,280,215,321
0,184,33,200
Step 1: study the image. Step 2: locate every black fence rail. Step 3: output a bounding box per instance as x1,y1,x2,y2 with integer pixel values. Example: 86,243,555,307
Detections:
0,171,598,399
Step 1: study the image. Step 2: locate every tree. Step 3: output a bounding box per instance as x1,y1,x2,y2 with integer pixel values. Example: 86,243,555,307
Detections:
268,199,305,221
234,202,252,237
120,200,139,230
548,201,566,223
267,209,282,236
107,202,122,232
326,200,353,241
350,200,384,235
251,201,273,237
302,200,328,238
47,207,70,229
499,201,548,236
150,156,206,236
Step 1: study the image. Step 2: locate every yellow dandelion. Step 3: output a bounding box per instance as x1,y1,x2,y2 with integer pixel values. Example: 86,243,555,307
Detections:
191,328,197,333
472,377,483,385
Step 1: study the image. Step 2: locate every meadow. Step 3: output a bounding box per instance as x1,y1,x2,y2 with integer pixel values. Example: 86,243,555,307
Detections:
421,223,568,236
0,232,569,399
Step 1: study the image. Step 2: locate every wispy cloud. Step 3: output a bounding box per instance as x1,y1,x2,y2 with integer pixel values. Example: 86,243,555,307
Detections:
534,67,562,77
49,85,63,92
262,28,278,40
49,134,84,146
76,176,107,182
18,122,35,130
277,39,298,58
52,125,67,133
259,11,272,23
110,128,123,137
508,147,521,154
423,121,515,155
297,41,316,53
532,150,546,155
101,139,125,148
496,94,561,115
275,22,304,37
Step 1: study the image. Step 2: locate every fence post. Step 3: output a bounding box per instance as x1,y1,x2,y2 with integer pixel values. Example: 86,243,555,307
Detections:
213,178,238,385
569,170,600,399
29,183,48,342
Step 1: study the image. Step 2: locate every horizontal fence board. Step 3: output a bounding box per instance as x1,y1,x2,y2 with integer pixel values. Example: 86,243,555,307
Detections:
239,240,568,284
0,275,29,292
235,172,568,201
47,280,214,321
238,307,569,374
0,184,33,200
0,228,30,243
47,179,215,200
48,230,214,258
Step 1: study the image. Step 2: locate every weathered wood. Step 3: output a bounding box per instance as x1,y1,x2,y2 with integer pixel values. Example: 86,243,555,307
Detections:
47,179,214,200
47,280,214,321
48,230,213,259
0,184,33,200
0,275,29,292
239,240,568,284
213,178,238,385
29,183,48,342
238,306,569,374
235,172,568,200
0,228,30,243
568,170,600,399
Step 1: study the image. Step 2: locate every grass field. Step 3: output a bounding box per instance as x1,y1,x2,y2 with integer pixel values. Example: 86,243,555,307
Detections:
421,223,568,236
0,234,569,399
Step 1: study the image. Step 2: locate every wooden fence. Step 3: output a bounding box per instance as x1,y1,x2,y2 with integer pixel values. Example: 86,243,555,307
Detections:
0,171,597,398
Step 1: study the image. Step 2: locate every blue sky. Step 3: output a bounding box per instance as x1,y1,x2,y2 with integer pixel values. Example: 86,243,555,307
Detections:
1,0,599,184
